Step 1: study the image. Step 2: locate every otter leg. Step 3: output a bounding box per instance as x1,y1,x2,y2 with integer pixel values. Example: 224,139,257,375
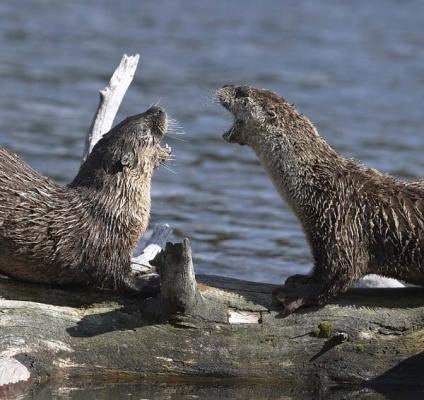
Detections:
272,275,322,315
120,259,160,297
273,250,366,315
121,269,160,297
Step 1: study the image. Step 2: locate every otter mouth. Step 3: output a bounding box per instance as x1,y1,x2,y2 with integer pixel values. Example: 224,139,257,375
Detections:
223,119,242,143
140,106,173,167
156,133,172,168
216,87,246,145
157,122,173,167
221,112,246,145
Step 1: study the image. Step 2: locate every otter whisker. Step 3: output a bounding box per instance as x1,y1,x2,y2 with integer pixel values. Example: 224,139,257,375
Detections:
168,130,186,136
167,135,187,143
149,99,162,108
167,118,186,136
168,127,186,135
161,164,177,174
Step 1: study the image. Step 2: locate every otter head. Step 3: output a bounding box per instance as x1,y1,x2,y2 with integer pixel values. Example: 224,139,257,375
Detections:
71,106,171,191
217,85,309,147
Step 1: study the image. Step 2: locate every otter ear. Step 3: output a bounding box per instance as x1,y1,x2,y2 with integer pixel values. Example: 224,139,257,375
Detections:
267,110,277,121
120,151,135,169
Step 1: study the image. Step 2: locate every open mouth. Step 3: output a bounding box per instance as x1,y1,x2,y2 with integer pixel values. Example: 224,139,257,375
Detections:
218,99,237,142
223,121,236,142
223,117,245,144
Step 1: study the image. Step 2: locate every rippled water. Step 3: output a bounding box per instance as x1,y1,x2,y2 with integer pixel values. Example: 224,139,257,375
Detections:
1,1,424,398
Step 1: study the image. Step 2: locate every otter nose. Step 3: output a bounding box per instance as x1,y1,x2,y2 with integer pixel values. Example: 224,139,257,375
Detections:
146,106,164,116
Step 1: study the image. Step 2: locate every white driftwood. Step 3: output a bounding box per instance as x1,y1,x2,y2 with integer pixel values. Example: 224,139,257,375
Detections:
132,224,173,273
355,274,406,288
82,54,140,161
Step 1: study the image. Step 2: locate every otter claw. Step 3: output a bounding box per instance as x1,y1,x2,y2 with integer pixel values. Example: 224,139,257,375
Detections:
272,286,306,315
272,278,320,315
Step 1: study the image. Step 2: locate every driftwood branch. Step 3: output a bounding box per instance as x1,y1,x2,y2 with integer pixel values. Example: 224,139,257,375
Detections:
132,223,172,272
82,54,140,161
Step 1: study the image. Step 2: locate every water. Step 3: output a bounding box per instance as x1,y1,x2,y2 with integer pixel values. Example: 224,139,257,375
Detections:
0,1,423,398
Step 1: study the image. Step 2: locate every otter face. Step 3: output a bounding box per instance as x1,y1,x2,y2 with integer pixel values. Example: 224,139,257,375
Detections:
72,106,171,188
94,105,171,171
109,106,171,171
217,85,283,146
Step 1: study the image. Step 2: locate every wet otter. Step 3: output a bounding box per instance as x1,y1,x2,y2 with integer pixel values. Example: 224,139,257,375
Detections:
0,106,171,294
218,85,424,315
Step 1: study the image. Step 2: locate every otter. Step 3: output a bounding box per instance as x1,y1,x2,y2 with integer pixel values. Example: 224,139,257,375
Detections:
217,85,424,315
0,106,171,294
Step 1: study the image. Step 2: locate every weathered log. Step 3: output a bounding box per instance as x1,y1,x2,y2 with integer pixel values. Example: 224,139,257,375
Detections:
0,239,423,397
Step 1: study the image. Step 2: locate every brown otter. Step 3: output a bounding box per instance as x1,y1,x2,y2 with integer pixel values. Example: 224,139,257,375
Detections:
217,84,424,315
0,106,171,295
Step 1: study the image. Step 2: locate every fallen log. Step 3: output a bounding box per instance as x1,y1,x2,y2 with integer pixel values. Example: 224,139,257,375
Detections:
0,238,423,396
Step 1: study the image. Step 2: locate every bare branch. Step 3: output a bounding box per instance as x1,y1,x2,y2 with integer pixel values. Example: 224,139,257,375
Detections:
82,54,140,161
132,223,172,273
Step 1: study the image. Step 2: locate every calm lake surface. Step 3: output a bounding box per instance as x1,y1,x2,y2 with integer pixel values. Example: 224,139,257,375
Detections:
0,1,423,399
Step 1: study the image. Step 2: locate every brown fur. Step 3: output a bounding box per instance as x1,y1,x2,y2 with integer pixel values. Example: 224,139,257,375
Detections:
218,85,424,315
0,106,170,293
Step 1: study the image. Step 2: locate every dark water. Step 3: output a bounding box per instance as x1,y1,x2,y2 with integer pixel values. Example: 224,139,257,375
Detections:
1,1,424,398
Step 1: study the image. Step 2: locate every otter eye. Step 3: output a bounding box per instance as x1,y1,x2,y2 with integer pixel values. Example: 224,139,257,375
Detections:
120,151,135,168
235,87,249,99
267,110,277,120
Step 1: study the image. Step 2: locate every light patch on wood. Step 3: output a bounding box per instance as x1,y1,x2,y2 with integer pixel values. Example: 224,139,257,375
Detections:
53,358,82,369
41,340,73,353
228,309,261,324
0,300,80,322
0,358,30,386
358,331,374,340
156,356,174,362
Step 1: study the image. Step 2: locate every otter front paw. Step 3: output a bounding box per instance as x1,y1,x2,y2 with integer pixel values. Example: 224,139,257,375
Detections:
272,278,319,316
272,286,308,315
122,272,160,297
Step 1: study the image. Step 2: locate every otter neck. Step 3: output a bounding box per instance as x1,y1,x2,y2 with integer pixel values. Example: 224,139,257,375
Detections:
249,125,344,221
71,170,153,251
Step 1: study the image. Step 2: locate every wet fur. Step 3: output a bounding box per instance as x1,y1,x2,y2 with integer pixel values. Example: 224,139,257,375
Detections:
0,107,169,292
218,85,424,314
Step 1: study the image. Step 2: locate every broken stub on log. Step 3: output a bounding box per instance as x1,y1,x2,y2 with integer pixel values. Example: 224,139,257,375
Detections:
148,238,229,324
148,238,268,326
